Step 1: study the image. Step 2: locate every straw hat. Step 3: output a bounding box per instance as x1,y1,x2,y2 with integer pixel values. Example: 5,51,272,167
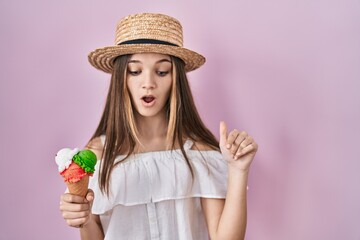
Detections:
88,13,206,73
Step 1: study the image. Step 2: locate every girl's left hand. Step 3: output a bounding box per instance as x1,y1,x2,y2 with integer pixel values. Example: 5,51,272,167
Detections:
219,121,258,172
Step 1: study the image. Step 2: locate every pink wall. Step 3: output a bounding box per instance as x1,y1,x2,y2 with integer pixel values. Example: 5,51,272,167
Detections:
1,0,359,239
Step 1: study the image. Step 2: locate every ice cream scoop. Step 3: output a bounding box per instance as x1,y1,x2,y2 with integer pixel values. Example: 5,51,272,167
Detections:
55,148,80,173
72,149,97,174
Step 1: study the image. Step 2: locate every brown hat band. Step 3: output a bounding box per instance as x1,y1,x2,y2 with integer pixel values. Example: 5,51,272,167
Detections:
119,39,179,47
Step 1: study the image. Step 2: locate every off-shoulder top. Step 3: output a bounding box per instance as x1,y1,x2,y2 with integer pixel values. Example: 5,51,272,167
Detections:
89,136,228,240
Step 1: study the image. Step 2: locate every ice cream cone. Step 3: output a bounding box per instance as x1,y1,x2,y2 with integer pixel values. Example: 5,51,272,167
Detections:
66,175,89,197
56,148,97,198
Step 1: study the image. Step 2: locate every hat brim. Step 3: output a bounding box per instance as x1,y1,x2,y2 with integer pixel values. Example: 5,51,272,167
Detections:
88,44,205,73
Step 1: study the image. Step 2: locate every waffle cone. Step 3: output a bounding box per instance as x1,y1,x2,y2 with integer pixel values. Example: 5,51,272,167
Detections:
66,175,89,197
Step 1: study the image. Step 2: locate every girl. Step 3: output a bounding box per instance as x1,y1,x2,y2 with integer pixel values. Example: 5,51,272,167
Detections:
60,13,258,240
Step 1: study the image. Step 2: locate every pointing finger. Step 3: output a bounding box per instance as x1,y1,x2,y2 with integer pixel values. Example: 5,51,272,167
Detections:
219,121,228,147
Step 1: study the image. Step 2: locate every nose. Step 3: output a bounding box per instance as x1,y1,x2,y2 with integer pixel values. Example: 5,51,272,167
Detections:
141,71,156,90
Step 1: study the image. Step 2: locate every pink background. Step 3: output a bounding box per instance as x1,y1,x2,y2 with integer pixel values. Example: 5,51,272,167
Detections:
1,0,359,239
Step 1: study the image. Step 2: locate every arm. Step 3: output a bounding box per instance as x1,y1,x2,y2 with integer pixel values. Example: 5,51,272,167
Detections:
60,192,104,240
202,169,249,240
80,211,104,240
202,122,258,240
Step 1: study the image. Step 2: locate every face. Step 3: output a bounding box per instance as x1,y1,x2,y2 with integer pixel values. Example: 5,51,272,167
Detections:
126,53,173,118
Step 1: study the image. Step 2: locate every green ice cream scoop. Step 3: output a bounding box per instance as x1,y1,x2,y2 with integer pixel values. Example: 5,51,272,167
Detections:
72,149,97,174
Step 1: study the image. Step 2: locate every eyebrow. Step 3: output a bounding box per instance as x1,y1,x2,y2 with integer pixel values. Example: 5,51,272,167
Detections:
128,58,172,64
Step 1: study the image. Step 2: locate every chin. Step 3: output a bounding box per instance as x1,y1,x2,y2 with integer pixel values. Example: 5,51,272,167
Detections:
135,108,164,118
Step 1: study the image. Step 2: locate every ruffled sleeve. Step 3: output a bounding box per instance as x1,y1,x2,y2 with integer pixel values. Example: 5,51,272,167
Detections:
88,139,228,215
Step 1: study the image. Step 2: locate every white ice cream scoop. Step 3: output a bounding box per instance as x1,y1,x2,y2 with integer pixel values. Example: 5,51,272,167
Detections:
55,148,80,172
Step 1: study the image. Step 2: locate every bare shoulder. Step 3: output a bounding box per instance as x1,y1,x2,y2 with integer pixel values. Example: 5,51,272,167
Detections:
85,137,103,160
190,141,218,151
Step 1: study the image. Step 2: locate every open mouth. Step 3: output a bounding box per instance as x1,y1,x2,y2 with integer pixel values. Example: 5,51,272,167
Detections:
142,96,155,103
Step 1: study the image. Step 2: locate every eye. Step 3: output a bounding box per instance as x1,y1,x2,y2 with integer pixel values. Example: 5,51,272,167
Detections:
157,71,169,77
128,70,141,76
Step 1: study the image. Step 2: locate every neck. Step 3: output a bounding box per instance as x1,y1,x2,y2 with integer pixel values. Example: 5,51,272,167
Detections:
134,111,172,152
135,112,168,141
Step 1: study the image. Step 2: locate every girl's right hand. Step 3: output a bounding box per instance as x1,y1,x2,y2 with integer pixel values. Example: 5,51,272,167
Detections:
60,189,95,228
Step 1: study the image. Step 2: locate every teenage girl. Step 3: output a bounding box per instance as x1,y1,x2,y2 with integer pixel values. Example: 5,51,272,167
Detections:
59,13,258,240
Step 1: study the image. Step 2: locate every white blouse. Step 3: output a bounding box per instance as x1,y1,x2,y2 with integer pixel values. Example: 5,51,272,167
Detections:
89,137,228,240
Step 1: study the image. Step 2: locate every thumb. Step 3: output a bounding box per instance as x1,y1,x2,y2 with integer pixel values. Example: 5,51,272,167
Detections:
85,189,94,203
219,121,228,147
